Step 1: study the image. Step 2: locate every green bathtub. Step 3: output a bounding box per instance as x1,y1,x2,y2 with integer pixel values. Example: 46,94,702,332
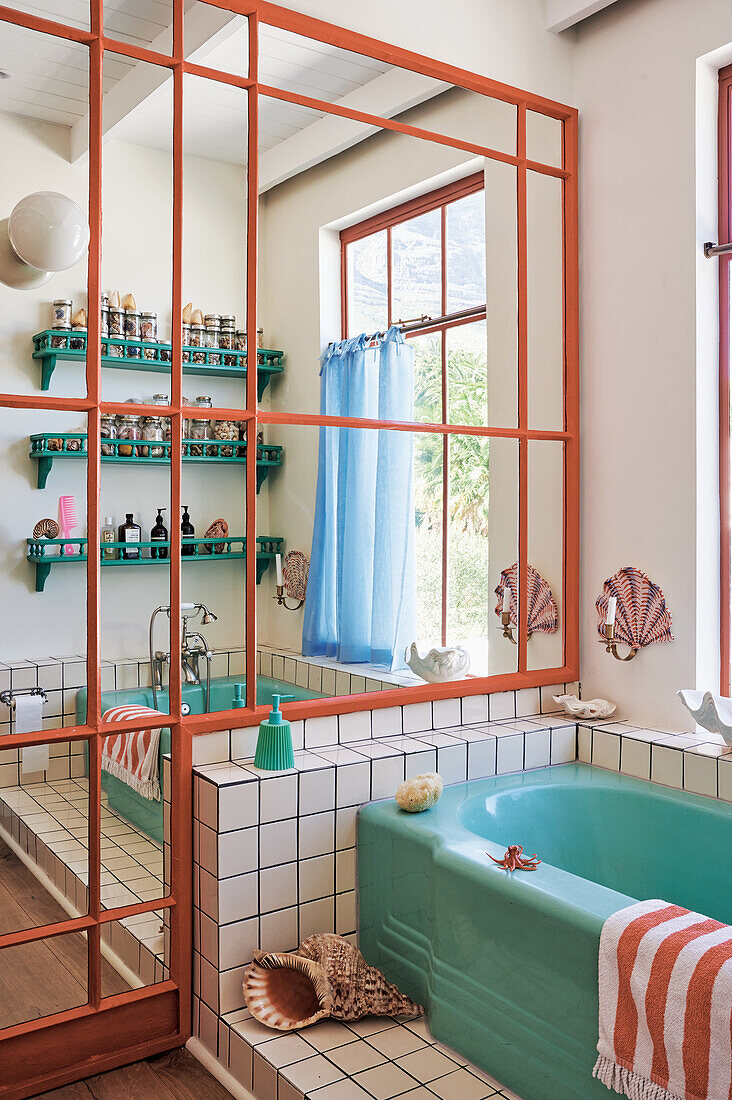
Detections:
357,763,732,1100
76,674,323,841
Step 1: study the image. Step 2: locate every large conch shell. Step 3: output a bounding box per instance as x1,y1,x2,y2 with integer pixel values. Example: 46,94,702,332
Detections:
596,566,673,650
243,933,422,1031
677,690,732,748
405,642,470,683
553,694,616,720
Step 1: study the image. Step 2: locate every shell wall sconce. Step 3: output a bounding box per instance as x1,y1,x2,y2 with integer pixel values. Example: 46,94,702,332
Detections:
494,563,558,645
274,549,309,611
596,566,673,662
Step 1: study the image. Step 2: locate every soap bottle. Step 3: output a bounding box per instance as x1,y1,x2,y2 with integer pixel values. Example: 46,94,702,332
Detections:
150,507,168,559
118,513,141,560
254,694,295,771
101,515,117,561
181,505,195,556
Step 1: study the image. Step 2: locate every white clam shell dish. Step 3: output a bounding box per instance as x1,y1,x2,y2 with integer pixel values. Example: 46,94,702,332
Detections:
677,690,732,748
552,694,616,720
405,643,470,683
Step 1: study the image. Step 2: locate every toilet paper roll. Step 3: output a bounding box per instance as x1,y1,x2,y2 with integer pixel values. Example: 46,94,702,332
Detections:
15,694,48,776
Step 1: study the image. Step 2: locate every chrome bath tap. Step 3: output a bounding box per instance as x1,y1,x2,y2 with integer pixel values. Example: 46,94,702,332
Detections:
148,603,218,712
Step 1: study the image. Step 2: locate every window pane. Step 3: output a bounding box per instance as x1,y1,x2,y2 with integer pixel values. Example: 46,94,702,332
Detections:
414,433,443,650
447,435,490,672
412,333,443,425
0,932,88,1028
446,321,488,426
346,233,387,337
391,210,442,323
446,190,486,314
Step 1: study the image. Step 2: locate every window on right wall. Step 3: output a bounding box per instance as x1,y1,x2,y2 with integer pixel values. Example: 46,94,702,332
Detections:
718,63,732,695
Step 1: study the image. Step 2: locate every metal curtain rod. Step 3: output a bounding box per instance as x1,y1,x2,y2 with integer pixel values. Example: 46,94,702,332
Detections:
359,303,487,344
704,241,732,257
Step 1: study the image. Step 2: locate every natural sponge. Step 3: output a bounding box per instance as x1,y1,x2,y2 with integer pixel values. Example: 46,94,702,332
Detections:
395,772,443,813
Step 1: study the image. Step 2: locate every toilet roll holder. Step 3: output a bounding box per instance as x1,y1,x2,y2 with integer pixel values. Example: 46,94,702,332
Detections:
0,687,48,708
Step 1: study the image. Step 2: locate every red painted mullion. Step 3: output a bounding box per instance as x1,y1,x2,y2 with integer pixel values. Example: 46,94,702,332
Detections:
719,72,732,695
245,13,260,710
386,226,393,327
342,172,484,246
341,237,349,339
440,204,448,647
563,112,580,676
517,106,529,675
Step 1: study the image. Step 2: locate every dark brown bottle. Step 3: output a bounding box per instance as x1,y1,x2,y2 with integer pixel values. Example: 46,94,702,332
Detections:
119,513,141,560
181,505,195,556
150,507,168,559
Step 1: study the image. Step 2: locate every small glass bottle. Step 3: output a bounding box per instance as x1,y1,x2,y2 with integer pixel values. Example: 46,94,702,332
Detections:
189,323,205,365
140,311,158,360
124,310,142,359
190,396,212,456
204,315,221,366
118,513,142,560
107,307,125,357
100,413,117,457
142,414,165,458
182,323,191,363
150,507,168,559
101,515,117,561
152,393,171,445
117,412,142,457
181,505,195,556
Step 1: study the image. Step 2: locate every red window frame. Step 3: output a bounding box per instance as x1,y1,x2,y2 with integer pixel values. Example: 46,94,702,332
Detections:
341,172,487,648
719,64,732,696
0,1,578,1092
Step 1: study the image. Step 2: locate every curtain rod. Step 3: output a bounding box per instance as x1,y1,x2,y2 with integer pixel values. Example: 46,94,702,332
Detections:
329,304,487,349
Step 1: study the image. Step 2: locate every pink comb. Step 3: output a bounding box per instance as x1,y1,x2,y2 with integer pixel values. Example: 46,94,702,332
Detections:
58,495,78,556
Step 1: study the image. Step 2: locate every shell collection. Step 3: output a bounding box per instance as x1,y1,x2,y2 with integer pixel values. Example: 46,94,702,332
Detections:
405,643,470,683
283,550,309,601
494,563,558,636
553,694,616,720
203,518,229,554
395,772,443,813
32,518,60,540
242,933,422,1031
595,567,673,650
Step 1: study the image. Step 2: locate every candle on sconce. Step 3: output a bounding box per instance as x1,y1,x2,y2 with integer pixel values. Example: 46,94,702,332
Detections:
606,596,617,628
275,552,283,587
502,587,510,614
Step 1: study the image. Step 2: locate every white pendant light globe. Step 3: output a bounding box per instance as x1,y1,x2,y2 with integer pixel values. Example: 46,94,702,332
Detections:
8,191,89,273
0,217,51,290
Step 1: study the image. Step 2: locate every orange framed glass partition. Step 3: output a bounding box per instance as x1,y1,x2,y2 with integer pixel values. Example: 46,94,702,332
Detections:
0,0,578,1093
719,63,732,696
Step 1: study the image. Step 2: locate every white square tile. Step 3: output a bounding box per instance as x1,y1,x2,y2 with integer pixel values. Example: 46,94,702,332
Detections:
218,871,258,925
550,725,576,764
303,1020,360,1051
327,1039,387,1074
404,748,437,779
372,754,405,799
337,762,370,807
219,916,258,970
396,1045,459,1081
197,778,218,830
651,745,683,790
259,905,298,953
300,766,335,815
489,691,515,721
337,807,358,850
260,774,298,823
260,861,297,913
218,826,258,879
402,702,432,735
578,725,592,762
231,727,258,761
280,1053,344,1093
336,847,356,893
496,733,523,774
253,1051,277,1100
228,1031,253,1089
468,737,497,779
299,811,335,858
620,737,650,780
219,780,258,832
339,710,372,742
192,731,230,766
336,890,357,934
593,730,620,771
429,1068,496,1099
683,752,717,797
515,687,540,717
304,714,339,748
353,1061,417,1099
461,694,489,724
372,707,403,737
258,1032,313,1069
299,853,335,903
260,818,297,867
434,742,467,784
524,729,550,770
299,895,334,939
432,697,462,729
719,757,732,802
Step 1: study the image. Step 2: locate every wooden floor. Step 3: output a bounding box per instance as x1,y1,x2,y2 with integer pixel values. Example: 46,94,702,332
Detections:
32,1048,234,1099
0,836,129,1029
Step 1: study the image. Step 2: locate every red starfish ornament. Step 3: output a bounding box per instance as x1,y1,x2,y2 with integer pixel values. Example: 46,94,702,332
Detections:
487,844,541,871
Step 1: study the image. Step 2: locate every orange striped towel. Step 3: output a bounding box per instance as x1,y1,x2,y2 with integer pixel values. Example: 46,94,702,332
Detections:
101,705,166,801
594,899,732,1100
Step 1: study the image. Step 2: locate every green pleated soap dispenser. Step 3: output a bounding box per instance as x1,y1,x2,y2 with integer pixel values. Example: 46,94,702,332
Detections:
254,694,295,771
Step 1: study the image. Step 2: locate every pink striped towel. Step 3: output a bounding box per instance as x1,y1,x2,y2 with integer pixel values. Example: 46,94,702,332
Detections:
101,705,166,801
594,899,732,1100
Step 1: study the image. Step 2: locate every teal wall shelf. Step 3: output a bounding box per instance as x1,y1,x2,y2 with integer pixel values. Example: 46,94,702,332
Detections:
29,432,283,491
27,535,283,592
32,330,284,398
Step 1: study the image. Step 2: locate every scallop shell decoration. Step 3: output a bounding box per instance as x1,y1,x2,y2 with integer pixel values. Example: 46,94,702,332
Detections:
242,933,422,1032
494,563,558,636
283,550,309,601
595,566,673,650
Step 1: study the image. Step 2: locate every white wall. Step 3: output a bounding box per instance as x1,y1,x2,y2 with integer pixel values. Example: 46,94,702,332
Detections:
574,0,731,728
0,112,249,661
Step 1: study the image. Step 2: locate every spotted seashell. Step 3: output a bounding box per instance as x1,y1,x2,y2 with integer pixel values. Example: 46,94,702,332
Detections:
33,518,59,540
242,933,422,1032
596,566,673,650
494,563,558,636
203,518,228,555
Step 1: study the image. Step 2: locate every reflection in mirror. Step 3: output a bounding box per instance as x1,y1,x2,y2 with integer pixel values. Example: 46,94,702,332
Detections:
528,440,564,671
0,931,88,1028
527,169,564,430
258,422,517,695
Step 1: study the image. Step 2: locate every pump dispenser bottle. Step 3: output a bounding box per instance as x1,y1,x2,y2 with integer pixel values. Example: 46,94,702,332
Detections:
181,505,195,556
150,508,168,559
254,694,294,770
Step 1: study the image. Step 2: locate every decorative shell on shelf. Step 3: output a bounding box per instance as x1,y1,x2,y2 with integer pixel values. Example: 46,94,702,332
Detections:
33,518,59,540
596,566,673,650
203,518,228,554
191,307,204,326
405,642,470,683
395,772,443,813
677,690,732,748
553,694,616,720
182,302,193,324
242,933,422,1031
494,563,558,636
109,289,120,308
121,292,136,310
283,550,309,601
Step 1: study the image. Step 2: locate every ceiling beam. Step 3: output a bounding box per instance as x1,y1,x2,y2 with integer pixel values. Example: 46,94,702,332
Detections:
544,0,620,33
258,69,448,193
69,1,242,163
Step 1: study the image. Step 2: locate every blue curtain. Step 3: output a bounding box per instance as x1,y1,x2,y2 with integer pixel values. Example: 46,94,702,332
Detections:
302,326,416,671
